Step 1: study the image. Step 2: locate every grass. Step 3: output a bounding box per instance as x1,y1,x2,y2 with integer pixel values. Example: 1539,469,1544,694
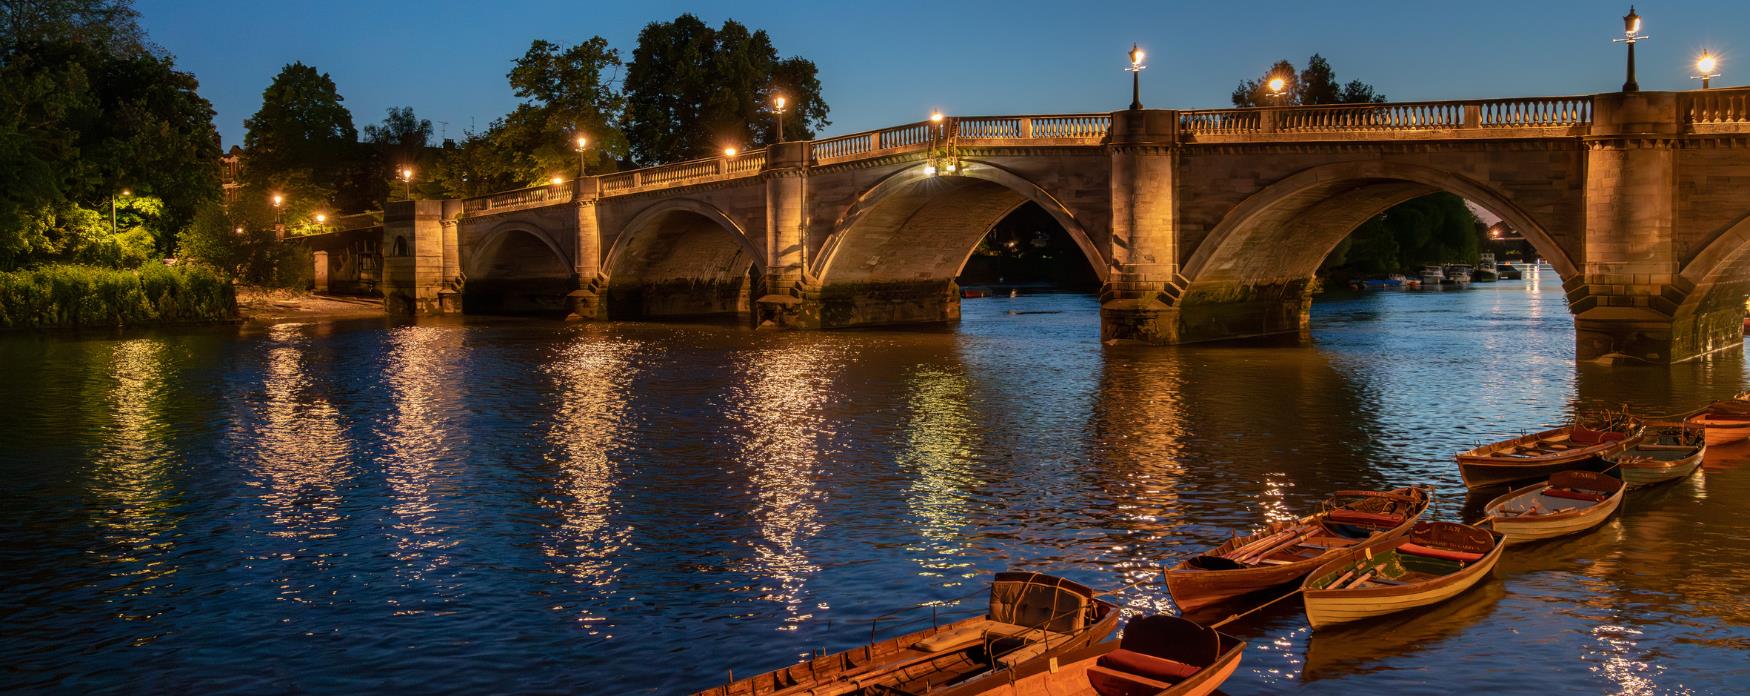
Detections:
0,263,238,329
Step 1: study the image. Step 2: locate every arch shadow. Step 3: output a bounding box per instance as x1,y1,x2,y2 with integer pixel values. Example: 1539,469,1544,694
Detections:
601,198,764,320
463,223,573,316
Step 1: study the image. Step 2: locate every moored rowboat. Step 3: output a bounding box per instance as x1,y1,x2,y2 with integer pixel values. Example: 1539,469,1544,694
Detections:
1685,398,1750,446
1456,416,1642,489
1481,470,1625,545
1603,427,1705,488
1301,521,1504,629
1165,488,1431,613
695,572,1117,696
931,615,1245,696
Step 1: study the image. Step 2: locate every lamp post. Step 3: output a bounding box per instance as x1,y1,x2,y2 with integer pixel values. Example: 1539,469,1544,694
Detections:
399,166,414,200
574,135,588,178
1614,6,1647,93
271,193,283,224
1695,52,1720,89
110,188,130,235
1126,44,1147,110
925,111,946,175
314,212,327,233
723,147,738,158
772,95,788,143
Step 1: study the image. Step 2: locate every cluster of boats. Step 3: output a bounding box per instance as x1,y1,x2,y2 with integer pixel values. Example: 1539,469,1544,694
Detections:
698,396,1749,696
1355,254,1524,290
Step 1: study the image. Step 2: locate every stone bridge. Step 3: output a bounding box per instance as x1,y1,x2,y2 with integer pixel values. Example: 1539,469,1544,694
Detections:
310,88,1750,363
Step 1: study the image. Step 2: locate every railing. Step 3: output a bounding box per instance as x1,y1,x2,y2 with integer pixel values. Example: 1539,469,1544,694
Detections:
1687,88,1750,125
1478,97,1590,128
955,114,1112,140
810,121,934,161
1181,96,1592,136
332,212,380,231
461,183,574,214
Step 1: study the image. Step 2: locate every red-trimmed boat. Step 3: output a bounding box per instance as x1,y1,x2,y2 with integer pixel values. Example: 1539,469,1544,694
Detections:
1456,415,1642,489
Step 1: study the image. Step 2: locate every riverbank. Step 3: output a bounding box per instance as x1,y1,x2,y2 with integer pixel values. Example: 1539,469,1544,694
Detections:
235,286,384,324
0,264,236,329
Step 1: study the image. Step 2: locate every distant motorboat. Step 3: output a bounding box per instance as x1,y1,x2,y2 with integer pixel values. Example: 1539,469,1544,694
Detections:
1473,253,1499,282
1419,265,1445,286
1497,262,1522,280
1442,265,1472,285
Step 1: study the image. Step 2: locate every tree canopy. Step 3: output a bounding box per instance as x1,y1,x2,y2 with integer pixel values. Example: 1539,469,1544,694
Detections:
0,0,220,267
1231,54,1386,107
622,14,828,164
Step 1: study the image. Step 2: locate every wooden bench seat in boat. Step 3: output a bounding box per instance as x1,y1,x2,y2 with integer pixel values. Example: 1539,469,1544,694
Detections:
910,619,1070,652
1085,664,1173,696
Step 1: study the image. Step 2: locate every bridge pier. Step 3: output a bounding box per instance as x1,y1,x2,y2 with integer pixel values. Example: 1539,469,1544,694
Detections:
755,142,817,328
1569,91,1732,363
567,179,606,320
382,199,461,316
1100,109,1189,343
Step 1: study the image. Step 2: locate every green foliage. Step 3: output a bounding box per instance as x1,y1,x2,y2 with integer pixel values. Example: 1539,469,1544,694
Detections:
435,37,625,196
622,14,829,164
242,62,379,211
1232,54,1386,107
1321,193,1481,276
0,262,236,328
0,1,220,267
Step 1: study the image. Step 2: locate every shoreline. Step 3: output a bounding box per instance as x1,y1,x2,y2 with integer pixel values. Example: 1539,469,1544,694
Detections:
236,286,385,325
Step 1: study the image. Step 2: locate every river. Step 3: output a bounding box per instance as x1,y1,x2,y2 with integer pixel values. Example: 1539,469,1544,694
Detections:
2,265,1747,694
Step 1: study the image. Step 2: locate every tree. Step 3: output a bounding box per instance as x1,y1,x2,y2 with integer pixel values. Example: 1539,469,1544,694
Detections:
364,106,436,201
242,62,368,210
1231,55,1385,107
0,0,219,266
434,37,624,196
622,14,829,164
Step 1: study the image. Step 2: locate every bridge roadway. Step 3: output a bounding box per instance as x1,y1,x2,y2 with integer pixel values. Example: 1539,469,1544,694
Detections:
305,88,1750,363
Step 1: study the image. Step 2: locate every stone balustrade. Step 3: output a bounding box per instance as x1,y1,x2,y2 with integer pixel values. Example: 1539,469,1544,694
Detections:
461,183,574,214
459,92,1748,207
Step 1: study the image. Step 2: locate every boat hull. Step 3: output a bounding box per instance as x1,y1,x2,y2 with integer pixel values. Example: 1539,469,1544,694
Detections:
1689,414,1750,446
1456,424,1640,489
1483,480,1624,545
932,634,1245,696
1607,444,1705,489
1302,542,1504,629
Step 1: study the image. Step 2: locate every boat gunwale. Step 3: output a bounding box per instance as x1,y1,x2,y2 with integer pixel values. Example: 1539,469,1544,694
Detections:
1482,476,1625,531
1301,527,1506,602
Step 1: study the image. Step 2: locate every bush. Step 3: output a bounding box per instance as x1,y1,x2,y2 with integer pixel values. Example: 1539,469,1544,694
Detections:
0,263,237,329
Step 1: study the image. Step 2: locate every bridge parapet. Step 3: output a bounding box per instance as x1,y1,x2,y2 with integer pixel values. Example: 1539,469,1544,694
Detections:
1180,95,1593,141
1683,87,1750,133
597,148,767,196
462,183,574,216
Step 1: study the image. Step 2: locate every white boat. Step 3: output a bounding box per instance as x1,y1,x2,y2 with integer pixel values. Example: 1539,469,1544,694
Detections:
1442,265,1472,285
1419,265,1445,286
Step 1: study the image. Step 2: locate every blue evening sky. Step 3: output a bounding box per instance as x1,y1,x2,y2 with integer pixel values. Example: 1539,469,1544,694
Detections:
137,1,1746,148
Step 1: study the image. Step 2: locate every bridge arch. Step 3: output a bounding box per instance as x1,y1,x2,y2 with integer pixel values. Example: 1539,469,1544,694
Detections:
602,198,763,319
808,160,1105,327
1671,211,1750,357
1170,160,1579,342
812,160,1108,285
463,222,573,315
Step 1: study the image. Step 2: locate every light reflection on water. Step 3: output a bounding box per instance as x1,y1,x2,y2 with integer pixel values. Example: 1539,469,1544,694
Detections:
1,270,1748,693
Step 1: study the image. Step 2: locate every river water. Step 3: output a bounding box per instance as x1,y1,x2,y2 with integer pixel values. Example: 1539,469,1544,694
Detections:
3,265,1747,694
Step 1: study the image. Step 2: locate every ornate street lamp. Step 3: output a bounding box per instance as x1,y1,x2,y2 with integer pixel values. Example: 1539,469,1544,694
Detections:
723,146,739,158
1126,44,1147,110
1614,6,1648,92
924,110,957,176
399,166,414,200
772,95,788,143
575,135,589,177
1695,51,1720,89
1267,76,1288,103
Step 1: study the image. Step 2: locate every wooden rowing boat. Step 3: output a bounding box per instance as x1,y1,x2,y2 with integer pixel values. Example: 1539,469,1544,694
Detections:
931,615,1245,696
1685,397,1750,446
695,572,1118,696
1456,415,1642,489
1481,470,1625,545
1604,426,1705,488
1300,521,1504,629
1164,488,1430,614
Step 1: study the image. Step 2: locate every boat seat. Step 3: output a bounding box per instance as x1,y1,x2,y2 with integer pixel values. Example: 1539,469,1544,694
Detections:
988,624,1073,667
1326,510,1404,527
1097,648,1200,681
1086,664,1174,696
911,619,994,652
1398,542,1484,563
1542,487,1606,502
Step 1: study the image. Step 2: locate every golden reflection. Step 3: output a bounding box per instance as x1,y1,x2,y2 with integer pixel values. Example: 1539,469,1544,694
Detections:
727,340,838,631
87,338,182,639
540,336,638,637
1090,352,1190,618
896,365,982,587
381,326,468,594
250,323,353,551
